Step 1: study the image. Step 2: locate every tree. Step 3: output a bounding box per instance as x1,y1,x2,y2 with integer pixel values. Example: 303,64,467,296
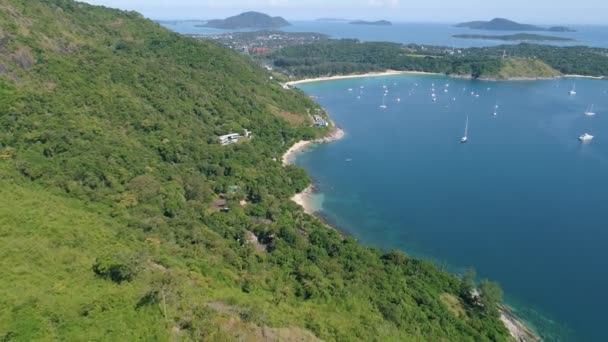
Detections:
92,252,143,283
460,268,476,304
479,279,503,314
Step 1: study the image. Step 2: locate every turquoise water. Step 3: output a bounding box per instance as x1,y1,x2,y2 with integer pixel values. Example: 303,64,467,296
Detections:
163,21,608,48
296,76,608,341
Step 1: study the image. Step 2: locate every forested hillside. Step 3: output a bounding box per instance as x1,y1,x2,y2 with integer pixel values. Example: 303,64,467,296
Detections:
0,1,510,340
269,39,608,79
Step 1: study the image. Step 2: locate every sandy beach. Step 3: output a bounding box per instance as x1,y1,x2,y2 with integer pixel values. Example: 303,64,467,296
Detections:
562,74,606,80
282,125,345,166
282,123,345,216
290,184,316,215
286,70,605,86
286,70,441,86
282,140,313,166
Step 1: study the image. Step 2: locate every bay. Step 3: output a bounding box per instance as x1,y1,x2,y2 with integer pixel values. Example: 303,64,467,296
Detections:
162,21,608,48
295,75,608,341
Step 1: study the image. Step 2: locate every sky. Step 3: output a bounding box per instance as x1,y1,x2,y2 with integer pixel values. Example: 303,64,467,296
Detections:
82,0,606,24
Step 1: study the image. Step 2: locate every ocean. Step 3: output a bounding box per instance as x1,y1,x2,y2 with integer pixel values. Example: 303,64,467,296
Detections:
161,20,608,340
161,20,608,48
294,76,608,341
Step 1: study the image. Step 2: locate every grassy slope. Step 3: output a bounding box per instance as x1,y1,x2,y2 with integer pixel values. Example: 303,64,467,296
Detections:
489,59,561,79
0,1,511,340
0,180,165,341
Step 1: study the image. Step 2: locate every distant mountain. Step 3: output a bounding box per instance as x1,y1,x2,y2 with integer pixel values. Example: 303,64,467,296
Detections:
202,11,290,29
453,33,576,42
349,20,392,26
455,18,575,32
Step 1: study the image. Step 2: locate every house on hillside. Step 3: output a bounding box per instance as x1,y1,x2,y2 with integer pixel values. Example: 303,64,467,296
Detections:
219,133,241,146
312,115,329,127
219,129,253,146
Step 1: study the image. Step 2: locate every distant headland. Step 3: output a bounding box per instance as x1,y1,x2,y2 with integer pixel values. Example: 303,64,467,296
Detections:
316,18,349,22
350,20,392,26
199,11,290,29
455,18,576,32
453,33,576,42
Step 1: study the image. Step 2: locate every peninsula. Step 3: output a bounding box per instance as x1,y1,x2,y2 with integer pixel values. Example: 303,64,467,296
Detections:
256,38,607,80
453,33,576,42
455,18,576,32
200,11,290,29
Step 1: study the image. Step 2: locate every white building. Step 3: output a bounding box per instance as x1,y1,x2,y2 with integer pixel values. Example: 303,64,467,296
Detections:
312,115,329,127
219,129,253,146
219,133,241,146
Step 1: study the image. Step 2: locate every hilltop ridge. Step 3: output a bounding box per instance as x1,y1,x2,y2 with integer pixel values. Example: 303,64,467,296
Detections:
0,0,512,340
202,11,291,29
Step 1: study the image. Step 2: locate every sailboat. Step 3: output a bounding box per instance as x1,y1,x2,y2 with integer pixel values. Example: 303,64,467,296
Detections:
579,133,594,142
357,87,363,99
569,84,577,95
461,116,469,143
380,93,387,109
584,104,596,116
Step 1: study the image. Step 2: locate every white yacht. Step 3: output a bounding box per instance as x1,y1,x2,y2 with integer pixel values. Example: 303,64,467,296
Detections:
569,84,577,95
584,104,596,116
380,94,387,109
579,133,594,142
461,116,469,143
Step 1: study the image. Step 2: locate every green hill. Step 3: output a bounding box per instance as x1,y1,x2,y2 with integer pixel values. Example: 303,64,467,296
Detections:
0,1,510,340
455,18,575,32
202,11,291,29
487,58,561,79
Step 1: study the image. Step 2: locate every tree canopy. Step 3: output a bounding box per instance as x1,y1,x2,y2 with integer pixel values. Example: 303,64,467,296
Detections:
0,0,510,340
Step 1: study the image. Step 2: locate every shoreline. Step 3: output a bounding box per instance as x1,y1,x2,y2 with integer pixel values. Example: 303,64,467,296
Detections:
283,79,541,342
284,123,346,222
562,74,606,80
500,305,541,342
286,70,442,86
285,70,605,86
282,124,345,167
290,184,316,215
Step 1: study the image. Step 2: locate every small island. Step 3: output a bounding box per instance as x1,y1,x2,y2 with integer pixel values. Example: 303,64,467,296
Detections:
316,18,349,22
199,11,290,29
548,26,576,32
455,18,575,32
349,20,392,26
453,33,575,42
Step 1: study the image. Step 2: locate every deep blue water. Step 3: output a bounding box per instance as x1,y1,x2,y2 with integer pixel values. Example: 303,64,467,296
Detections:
162,21,608,48
295,76,608,341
